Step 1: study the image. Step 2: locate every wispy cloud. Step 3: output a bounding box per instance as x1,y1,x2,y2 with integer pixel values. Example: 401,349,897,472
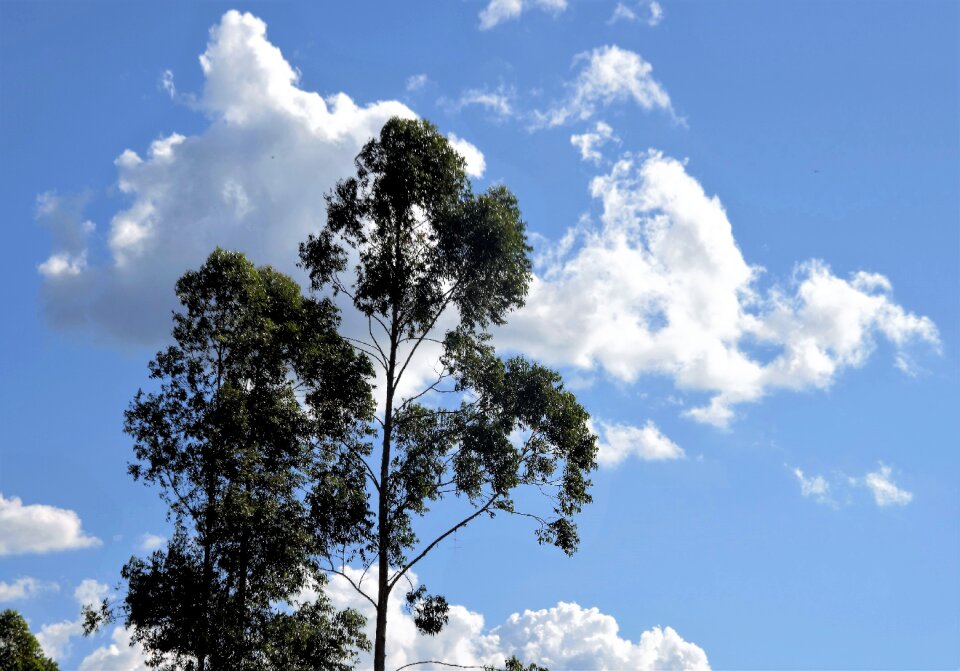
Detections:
479,0,567,30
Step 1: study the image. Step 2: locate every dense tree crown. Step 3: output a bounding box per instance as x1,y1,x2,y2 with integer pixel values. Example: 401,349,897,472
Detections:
300,117,597,671
0,609,59,671
117,250,373,670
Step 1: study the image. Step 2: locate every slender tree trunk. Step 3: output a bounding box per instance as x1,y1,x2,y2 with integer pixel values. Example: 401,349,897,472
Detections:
374,315,399,671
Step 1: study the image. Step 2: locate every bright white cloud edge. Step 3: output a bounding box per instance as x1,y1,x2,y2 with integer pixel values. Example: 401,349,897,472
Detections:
0,493,101,556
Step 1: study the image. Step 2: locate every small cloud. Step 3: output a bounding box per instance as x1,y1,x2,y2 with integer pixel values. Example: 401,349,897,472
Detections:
450,85,515,118
792,467,832,505
446,133,486,178
406,73,428,92
647,0,664,26
138,533,166,552
0,577,59,603
161,69,176,98
608,3,637,24
593,418,686,466
0,493,101,556
570,121,618,163
479,0,567,30
862,463,913,507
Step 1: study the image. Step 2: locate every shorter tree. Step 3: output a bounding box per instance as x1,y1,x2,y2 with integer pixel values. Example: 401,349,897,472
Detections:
0,609,59,671
96,249,374,670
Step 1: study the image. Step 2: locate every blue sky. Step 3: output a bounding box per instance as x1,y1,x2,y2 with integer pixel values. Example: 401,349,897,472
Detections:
1,1,957,668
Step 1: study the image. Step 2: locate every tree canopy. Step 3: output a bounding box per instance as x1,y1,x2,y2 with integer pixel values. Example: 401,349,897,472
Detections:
300,117,597,671
116,249,373,670
0,609,59,671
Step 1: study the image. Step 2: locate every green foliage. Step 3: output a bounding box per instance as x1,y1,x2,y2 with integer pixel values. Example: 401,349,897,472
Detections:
0,609,59,671
118,249,373,670
300,117,597,671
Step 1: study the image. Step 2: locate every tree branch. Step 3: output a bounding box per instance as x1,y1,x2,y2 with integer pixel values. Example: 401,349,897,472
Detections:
388,493,499,591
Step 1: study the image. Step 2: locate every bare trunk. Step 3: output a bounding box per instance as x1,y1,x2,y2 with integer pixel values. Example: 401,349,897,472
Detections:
374,312,399,671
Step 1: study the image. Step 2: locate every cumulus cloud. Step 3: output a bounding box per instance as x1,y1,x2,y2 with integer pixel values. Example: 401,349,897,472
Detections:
0,577,58,602
479,0,567,30
570,121,618,163
37,10,416,342
792,467,832,505
447,133,487,178
0,494,101,556
593,419,685,465
862,463,913,507
497,151,939,426
536,46,675,127
303,567,710,670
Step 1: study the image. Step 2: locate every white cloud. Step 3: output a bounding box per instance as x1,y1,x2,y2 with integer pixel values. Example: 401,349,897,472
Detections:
862,463,913,507
593,419,685,465
453,86,515,118
406,73,429,92
608,3,638,24
570,121,618,163
792,467,832,505
497,151,939,426
38,10,416,342
303,567,710,670
0,493,101,556
138,533,166,552
447,133,487,178
479,0,567,30
647,1,664,26
161,69,176,98
0,577,58,602
536,46,675,127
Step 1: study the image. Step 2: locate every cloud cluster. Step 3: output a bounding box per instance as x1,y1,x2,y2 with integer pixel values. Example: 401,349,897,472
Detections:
791,463,913,508
479,0,567,30
310,567,710,670
536,46,675,127
37,580,110,662
498,151,939,425
0,494,100,556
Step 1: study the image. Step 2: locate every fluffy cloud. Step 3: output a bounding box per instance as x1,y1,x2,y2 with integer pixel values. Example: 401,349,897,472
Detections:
0,493,100,556
37,580,111,662
498,151,939,425
0,577,58,602
38,10,416,342
311,567,710,670
447,133,487,178
479,0,567,30
536,46,675,127
862,464,913,507
593,419,685,465
570,121,618,163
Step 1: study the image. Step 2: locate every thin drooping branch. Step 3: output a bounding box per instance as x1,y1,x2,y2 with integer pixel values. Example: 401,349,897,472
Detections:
393,277,463,387
394,661,491,671
321,563,377,610
388,493,499,591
